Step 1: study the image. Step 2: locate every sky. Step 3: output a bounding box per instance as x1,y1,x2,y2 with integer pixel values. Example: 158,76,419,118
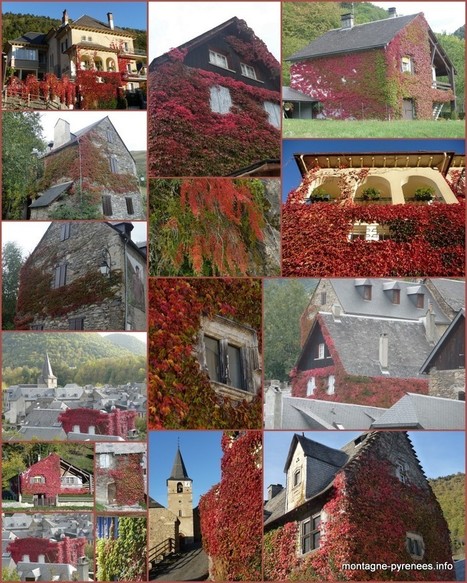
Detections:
3,2,147,31
264,431,465,498
99,331,146,343
38,112,146,152
372,2,465,33
148,2,281,61
282,139,466,200
148,431,223,506
2,222,147,258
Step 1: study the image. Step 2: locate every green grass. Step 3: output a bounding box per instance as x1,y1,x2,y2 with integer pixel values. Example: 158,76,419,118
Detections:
283,119,465,138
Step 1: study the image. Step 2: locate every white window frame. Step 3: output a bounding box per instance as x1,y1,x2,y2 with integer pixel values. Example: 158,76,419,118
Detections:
306,377,316,396
263,101,281,129
241,62,257,79
210,85,232,114
327,375,335,395
395,459,408,483
100,453,111,469
402,56,414,74
209,50,229,69
317,343,325,360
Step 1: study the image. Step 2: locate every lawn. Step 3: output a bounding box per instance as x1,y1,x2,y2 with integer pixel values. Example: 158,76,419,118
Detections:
283,119,465,138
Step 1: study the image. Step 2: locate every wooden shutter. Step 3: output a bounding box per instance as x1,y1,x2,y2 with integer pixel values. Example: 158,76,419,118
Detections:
125,197,134,215
102,195,113,216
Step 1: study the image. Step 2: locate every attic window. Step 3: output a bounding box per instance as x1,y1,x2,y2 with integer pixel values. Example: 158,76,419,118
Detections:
363,285,372,301
302,514,321,553
395,460,408,483
30,476,46,484
209,49,229,69
241,62,257,80
416,294,424,309
109,156,119,173
210,85,232,114
107,130,114,143
293,469,301,487
320,292,327,305
402,56,414,74
392,289,400,304
406,532,425,559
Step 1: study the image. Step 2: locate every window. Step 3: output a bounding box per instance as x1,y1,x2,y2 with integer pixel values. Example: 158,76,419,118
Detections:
306,377,316,396
87,36,92,42
395,460,408,483
320,292,327,305
263,101,281,128
109,156,119,173
31,324,44,330
209,50,229,69
177,482,183,493
125,197,135,215
100,454,111,468
60,223,71,241
81,35,86,41
61,476,81,485
69,317,84,330
302,514,321,554
204,335,245,390
406,532,424,559
30,476,45,484
402,56,414,74
124,42,129,52
102,195,113,216
241,62,257,79
327,375,335,395
416,293,424,309
392,289,401,304
293,468,301,487
12,47,38,60
316,343,325,360
106,130,114,143
53,264,67,288
363,285,372,300
210,85,232,114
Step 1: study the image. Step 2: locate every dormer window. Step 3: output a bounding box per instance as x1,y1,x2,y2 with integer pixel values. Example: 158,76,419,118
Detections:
402,56,414,74
293,469,301,487
392,289,400,304
416,293,424,309
209,50,229,69
241,62,257,79
363,284,372,300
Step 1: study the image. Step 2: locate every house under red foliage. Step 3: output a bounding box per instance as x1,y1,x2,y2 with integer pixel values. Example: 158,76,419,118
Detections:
58,407,136,438
286,10,456,120
7,536,86,566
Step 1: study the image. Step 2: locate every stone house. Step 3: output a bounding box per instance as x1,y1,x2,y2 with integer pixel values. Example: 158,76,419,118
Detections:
30,117,144,220
95,443,146,510
15,222,147,331
7,453,93,506
285,9,456,120
264,432,455,581
5,9,146,90
148,17,281,176
197,314,261,404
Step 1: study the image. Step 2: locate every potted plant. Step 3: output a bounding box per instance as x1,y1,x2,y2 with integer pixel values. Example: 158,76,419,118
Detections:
413,186,434,201
361,187,381,201
309,186,331,202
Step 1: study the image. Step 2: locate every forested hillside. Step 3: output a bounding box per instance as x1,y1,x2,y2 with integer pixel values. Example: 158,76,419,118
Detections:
282,1,465,103
103,333,147,355
2,333,146,387
2,12,147,51
429,473,465,556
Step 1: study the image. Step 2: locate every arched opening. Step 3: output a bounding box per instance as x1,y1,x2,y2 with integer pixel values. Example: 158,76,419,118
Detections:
80,56,91,70
177,482,183,493
401,175,442,203
106,57,116,72
355,176,392,203
94,57,104,71
309,176,341,202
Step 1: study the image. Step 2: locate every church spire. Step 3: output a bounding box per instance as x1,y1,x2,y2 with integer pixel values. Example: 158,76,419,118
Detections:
168,446,191,481
37,352,57,388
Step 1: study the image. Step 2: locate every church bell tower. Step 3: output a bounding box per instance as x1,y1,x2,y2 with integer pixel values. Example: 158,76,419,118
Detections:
167,446,194,542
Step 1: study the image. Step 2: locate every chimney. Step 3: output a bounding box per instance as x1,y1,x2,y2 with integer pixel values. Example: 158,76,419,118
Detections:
62,9,69,25
379,333,389,371
331,304,342,321
107,12,114,30
53,119,71,149
341,13,354,29
268,484,283,501
388,7,397,18
424,304,437,343
112,222,134,240
76,556,90,581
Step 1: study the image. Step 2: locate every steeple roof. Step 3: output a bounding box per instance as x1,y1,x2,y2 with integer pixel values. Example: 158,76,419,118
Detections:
168,447,191,481
41,353,57,379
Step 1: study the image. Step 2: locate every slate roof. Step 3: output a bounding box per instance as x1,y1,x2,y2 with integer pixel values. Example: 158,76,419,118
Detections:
72,14,131,36
427,278,465,313
8,32,48,45
287,14,420,61
327,279,451,324
264,487,286,525
22,408,62,427
16,426,67,441
17,561,76,581
281,397,386,430
168,448,191,481
30,181,74,208
301,313,432,378
371,393,465,429
282,86,315,102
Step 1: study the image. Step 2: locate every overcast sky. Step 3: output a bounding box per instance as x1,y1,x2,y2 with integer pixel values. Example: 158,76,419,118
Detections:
39,112,146,152
372,2,465,33
148,2,281,61
99,331,147,343
2,222,147,258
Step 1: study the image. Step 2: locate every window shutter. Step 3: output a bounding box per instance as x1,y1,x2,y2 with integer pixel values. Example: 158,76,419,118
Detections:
197,331,208,372
60,223,71,241
219,338,229,384
240,346,253,392
125,197,134,215
210,86,232,114
102,195,113,216
59,264,67,287
263,101,281,128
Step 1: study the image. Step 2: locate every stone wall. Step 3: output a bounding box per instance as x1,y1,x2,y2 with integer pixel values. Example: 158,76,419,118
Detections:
428,369,465,399
148,508,180,553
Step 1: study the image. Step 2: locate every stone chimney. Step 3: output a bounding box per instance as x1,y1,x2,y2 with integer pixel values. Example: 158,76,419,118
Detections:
107,12,114,30
76,556,89,581
379,333,389,371
388,7,397,18
341,13,354,29
331,304,342,321
424,304,437,343
53,119,71,149
62,9,69,25
268,484,283,500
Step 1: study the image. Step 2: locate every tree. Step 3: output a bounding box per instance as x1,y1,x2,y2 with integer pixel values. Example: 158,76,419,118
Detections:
264,279,314,382
2,112,45,219
2,241,24,329
2,567,21,581
437,33,465,104
2,450,26,490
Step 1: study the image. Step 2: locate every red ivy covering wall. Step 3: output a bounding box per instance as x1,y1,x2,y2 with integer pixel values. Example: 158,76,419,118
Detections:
97,453,145,506
6,74,76,106
21,453,62,496
199,432,262,581
7,537,86,566
290,14,454,120
290,315,428,407
265,459,454,581
282,179,465,277
148,56,280,176
148,278,262,429
58,407,136,438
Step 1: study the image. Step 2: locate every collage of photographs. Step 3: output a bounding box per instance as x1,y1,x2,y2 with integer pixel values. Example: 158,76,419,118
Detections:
0,0,465,582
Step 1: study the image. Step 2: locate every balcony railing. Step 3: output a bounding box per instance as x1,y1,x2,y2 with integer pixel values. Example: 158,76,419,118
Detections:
432,81,453,91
